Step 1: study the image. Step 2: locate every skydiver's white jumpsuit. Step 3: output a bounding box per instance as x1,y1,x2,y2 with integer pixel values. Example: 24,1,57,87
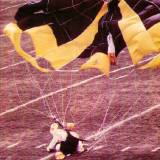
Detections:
47,128,84,154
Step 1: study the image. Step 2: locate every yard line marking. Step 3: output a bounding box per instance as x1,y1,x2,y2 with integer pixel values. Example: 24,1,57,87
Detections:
0,55,153,71
36,143,47,149
8,49,17,53
40,154,54,160
7,141,20,149
93,145,104,151
0,34,5,38
110,56,153,74
0,57,156,117
121,146,131,152
0,3,26,12
151,147,160,152
87,103,160,150
56,69,79,72
0,51,34,71
0,60,26,70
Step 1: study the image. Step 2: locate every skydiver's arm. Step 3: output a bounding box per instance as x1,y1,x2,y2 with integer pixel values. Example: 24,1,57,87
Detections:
15,0,47,21
47,136,59,151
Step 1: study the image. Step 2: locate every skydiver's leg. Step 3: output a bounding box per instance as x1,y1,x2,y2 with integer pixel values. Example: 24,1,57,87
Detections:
55,143,61,152
55,144,66,160
17,13,53,30
77,141,85,153
15,0,47,21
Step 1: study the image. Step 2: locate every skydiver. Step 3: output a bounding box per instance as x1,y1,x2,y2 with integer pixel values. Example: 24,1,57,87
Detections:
47,123,85,160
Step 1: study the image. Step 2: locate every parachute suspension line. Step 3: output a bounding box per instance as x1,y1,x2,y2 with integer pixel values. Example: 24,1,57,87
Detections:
89,77,117,147
80,79,115,150
11,51,55,127
25,63,54,118
113,71,139,124
69,76,78,125
87,67,136,149
77,94,104,125
97,90,116,133
59,74,67,124
63,93,72,124
11,54,26,128
121,68,140,116
49,73,62,122
50,114,64,128
29,108,53,119
104,69,136,128
88,58,156,150
62,72,73,124
70,89,77,124
87,87,117,151
24,60,63,122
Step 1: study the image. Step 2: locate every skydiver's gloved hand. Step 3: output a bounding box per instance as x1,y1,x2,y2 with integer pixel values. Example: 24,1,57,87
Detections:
107,33,117,65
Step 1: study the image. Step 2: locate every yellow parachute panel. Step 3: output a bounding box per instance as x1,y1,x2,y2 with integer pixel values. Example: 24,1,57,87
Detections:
80,52,110,77
118,0,159,65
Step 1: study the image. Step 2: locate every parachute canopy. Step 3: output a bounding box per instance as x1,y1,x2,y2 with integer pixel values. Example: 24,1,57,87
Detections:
3,0,160,76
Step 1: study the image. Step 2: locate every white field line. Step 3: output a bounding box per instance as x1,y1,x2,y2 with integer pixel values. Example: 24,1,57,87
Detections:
39,154,54,160
121,146,131,152
0,60,26,70
93,145,104,151
7,141,20,149
0,57,156,117
0,55,153,71
87,103,160,142
0,51,34,71
109,74,129,80
0,3,26,12
36,143,47,149
0,34,5,38
110,56,154,74
151,147,160,152
8,49,18,53
56,69,79,72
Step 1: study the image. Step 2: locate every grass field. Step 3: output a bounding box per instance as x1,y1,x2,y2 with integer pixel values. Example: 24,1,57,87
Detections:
0,1,160,160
